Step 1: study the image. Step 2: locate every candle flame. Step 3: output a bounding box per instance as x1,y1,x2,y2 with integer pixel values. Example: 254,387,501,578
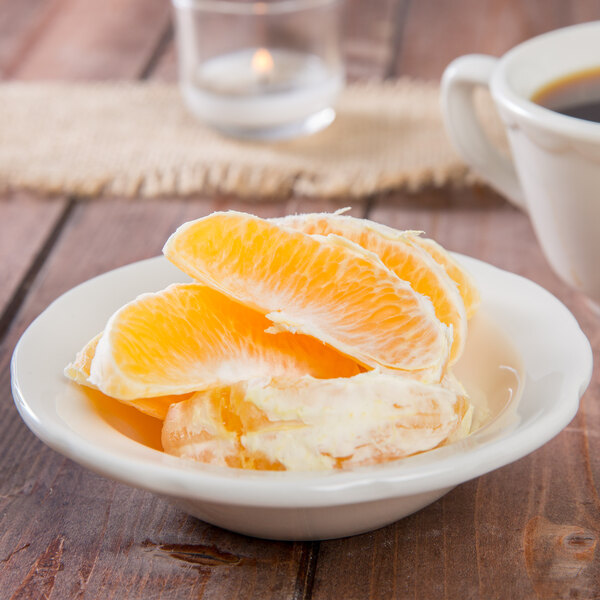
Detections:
252,48,274,75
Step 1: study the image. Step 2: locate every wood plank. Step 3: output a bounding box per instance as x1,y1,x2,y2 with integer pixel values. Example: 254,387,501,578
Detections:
151,0,405,82
0,193,68,336
0,0,78,327
8,0,171,80
0,197,365,599
0,0,61,77
312,189,600,599
394,0,600,79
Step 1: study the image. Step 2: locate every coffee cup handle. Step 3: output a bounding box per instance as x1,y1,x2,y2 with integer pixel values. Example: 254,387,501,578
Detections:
441,54,527,212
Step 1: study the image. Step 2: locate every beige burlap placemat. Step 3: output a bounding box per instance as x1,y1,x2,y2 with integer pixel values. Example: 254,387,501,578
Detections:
0,80,506,199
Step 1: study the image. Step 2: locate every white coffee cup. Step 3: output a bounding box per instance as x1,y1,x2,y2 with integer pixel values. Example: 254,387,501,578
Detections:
442,21,600,310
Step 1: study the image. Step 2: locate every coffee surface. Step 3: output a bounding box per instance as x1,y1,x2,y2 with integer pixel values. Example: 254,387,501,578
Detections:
532,66,600,123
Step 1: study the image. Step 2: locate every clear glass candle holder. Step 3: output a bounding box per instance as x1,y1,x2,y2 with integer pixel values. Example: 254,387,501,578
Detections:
172,0,345,141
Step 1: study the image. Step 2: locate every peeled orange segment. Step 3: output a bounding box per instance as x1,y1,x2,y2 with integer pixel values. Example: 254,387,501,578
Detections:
408,235,480,319
162,372,473,471
65,332,102,387
163,212,451,380
273,213,468,364
120,394,192,421
65,334,193,420
86,283,361,402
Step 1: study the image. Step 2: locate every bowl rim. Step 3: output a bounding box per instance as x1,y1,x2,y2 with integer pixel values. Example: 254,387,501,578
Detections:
11,254,593,509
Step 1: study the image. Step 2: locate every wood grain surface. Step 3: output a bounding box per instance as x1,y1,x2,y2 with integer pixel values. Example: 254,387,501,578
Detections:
1,1,599,598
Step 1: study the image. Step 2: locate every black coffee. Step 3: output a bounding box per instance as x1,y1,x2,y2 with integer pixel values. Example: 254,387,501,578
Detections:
532,66,600,123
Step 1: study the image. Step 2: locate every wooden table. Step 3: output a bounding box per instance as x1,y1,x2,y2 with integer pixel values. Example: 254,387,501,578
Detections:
1,1,599,598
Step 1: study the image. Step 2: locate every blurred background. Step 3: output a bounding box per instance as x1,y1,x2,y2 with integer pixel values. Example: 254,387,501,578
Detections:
2,0,598,83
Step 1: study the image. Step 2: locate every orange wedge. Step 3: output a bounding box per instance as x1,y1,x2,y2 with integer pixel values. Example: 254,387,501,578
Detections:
83,283,361,405
408,235,480,319
162,372,472,471
274,213,468,364
64,334,193,420
163,212,451,381
65,332,102,387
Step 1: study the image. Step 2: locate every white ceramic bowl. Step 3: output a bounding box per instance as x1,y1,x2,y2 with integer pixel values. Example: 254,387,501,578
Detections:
11,255,592,540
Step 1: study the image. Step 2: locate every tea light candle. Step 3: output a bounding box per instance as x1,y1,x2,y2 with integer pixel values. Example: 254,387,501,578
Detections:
172,0,344,140
181,47,344,140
